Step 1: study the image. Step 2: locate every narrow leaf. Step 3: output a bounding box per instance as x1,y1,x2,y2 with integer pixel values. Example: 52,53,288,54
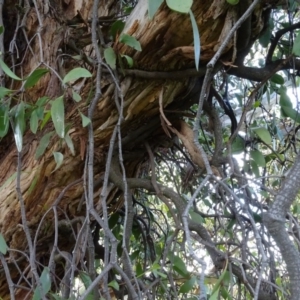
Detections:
166,0,193,13
281,105,300,123
0,87,13,98
80,112,91,127
226,0,239,4
24,68,49,89
110,20,125,39
148,0,163,19
40,110,51,130
79,272,92,289
250,150,266,167
189,10,200,70
65,132,75,156
104,47,116,69
0,233,8,255
108,280,119,291
119,34,142,51
0,58,22,80
14,102,25,152
62,67,92,84
270,74,284,85
0,105,9,138
293,32,300,56
121,55,134,67
189,211,204,224
35,132,54,159
253,127,272,144
32,267,51,300
51,96,65,138
179,276,197,293
173,255,188,277
72,90,81,102
30,110,39,134
52,152,64,172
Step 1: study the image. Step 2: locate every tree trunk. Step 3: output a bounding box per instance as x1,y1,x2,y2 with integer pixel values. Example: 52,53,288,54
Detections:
0,0,272,298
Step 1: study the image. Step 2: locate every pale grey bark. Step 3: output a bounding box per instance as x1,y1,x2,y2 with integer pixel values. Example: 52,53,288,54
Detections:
264,154,300,300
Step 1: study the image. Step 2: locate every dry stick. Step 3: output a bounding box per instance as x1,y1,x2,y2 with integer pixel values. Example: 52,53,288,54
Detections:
215,177,268,299
187,1,262,298
30,0,44,62
16,152,46,299
84,0,106,298
182,176,210,300
78,263,113,300
0,253,15,300
0,0,5,83
112,59,141,297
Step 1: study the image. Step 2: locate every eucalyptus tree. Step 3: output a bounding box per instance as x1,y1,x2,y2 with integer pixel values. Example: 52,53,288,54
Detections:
0,0,300,299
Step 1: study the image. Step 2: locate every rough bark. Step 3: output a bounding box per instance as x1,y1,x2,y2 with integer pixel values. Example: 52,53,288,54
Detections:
0,0,277,298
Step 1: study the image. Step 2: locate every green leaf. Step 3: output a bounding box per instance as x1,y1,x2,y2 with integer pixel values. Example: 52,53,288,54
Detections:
32,267,51,300
28,175,38,195
209,287,220,300
72,90,81,102
0,87,13,98
231,135,245,154
110,20,125,39
173,255,189,278
0,172,17,192
250,150,266,167
121,55,134,67
280,105,300,123
80,112,91,127
253,127,272,144
259,25,272,47
108,280,119,291
226,0,239,5
52,152,64,172
35,132,54,159
189,211,204,224
148,0,163,19
166,0,193,13
279,88,292,108
24,68,49,89
30,110,39,134
250,160,260,177
0,105,9,138
104,47,117,69
62,67,92,84
0,58,22,80
108,213,120,229
51,96,65,138
79,272,92,289
64,132,75,156
0,26,4,35
179,276,197,293
293,32,300,56
135,262,143,277
13,102,25,152
189,10,200,70
0,233,8,254
36,96,49,107
210,262,228,297
270,74,284,85
119,34,142,51
40,110,51,130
